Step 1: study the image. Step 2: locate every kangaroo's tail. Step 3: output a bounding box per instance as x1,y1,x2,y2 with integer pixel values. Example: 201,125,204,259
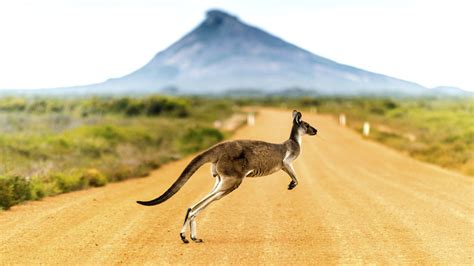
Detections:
136,150,214,206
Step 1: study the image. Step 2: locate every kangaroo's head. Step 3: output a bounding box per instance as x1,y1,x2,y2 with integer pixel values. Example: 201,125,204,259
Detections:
293,110,317,136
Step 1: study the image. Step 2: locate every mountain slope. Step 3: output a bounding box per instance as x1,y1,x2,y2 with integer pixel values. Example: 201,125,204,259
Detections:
102,10,426,95
18,10,433,96
429,86,472,97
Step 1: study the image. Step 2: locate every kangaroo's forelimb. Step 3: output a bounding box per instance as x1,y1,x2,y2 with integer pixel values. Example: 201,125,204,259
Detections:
282,164,298,190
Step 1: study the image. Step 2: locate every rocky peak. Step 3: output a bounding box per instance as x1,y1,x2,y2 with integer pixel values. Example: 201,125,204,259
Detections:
204,9,240,27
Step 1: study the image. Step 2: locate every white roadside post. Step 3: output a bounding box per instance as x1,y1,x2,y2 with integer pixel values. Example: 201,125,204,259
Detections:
339,114,346,126
363,122,370,137
213,120,222,129
247,113,255,126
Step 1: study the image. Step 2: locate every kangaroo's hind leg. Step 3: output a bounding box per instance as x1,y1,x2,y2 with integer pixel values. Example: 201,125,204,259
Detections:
180,174,221,243
181,185,222,243
186,176,242,243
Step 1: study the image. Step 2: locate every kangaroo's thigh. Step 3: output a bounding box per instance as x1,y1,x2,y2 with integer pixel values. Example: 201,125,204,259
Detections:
217,175,243,195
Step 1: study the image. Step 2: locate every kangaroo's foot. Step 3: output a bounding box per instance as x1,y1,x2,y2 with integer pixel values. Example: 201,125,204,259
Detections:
288,180,297,190
191,236,203,243
180,233,189,244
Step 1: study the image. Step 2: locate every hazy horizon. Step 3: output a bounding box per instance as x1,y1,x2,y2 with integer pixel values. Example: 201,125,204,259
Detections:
0,0,472,92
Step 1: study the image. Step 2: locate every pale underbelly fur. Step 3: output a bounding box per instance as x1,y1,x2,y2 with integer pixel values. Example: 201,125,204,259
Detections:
245,165,281,178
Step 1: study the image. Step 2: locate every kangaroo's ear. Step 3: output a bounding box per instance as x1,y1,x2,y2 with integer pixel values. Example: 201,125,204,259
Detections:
292,110,302,124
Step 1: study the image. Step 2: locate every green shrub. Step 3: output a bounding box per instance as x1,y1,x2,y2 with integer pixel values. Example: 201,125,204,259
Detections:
383,99,398,109
110,97,131,112
145,97,189,117
52,171,87,193
30,179,46,200
0,177,15,210
104,164,134,182
124,100,145,116
91,126,125,141
81,168,108,187
369,106,385,115
299,97,321,107
0,95,233,210
0,176,32,210
0,95,190,117
134,161,161,177
27,100,48,113
101,161,158,182
178,127,224,154
0,98,27,112
12,176,32,202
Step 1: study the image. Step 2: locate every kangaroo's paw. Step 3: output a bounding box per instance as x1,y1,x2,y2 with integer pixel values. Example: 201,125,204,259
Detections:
180,233,189,244
191,237,204,243
288,181,297,190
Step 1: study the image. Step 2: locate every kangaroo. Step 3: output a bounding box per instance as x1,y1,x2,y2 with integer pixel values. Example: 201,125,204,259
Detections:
137,110,317,243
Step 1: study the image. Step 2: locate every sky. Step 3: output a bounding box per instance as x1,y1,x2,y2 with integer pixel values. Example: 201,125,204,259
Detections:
0,0,472,91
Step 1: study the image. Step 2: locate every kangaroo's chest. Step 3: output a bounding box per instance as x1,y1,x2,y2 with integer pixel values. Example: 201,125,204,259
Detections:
283,148,299,165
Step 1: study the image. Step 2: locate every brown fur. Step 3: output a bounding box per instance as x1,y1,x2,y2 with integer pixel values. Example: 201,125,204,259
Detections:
137,110,317,243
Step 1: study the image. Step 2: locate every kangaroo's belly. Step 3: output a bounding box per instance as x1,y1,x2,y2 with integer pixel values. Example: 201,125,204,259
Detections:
245,164,282,178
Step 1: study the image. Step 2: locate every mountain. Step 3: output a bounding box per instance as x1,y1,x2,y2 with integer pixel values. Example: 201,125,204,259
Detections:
97,10,427,96
4,10,466,97
428,86,472,97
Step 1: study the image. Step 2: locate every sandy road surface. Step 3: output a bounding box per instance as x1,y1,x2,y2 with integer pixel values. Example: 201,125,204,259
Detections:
1,109,473,264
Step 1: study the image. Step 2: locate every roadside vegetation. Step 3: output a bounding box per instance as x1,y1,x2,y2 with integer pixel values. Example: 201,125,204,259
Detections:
0,96,234,210
319,99,473,176
2,95,471,210
235,97,474,176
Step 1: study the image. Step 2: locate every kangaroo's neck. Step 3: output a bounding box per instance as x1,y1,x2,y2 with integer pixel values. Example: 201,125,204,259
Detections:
283,124,301,162
289,124,302,146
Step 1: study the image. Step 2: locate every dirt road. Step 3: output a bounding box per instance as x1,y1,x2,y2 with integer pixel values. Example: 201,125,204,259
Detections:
1,109,473,264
